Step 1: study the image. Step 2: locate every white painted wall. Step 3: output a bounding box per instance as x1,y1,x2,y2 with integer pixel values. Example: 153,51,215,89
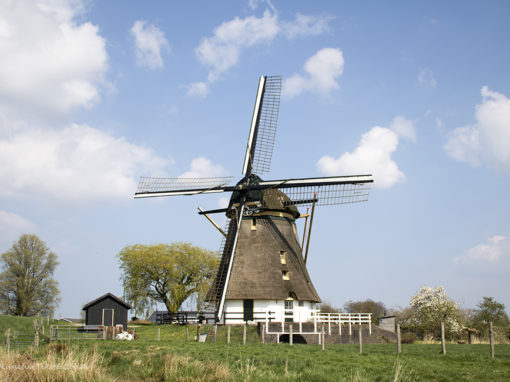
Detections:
223,299,317,324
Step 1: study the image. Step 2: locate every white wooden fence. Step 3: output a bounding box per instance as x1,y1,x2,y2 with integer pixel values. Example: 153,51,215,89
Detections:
264,310,372,343
314,312,372,335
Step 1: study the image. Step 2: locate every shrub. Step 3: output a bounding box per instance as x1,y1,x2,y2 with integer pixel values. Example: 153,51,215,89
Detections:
401,332,417,344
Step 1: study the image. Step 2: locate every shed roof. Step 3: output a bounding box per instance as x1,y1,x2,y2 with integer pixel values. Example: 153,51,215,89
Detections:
82,293,132,310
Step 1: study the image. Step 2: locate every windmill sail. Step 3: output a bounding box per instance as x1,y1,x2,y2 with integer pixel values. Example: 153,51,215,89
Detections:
242,76,281,176
135,176,234,197
263,175,373,207
206,217,234,309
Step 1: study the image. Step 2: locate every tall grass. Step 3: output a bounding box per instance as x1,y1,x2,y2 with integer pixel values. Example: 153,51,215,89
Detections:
0,344,113,381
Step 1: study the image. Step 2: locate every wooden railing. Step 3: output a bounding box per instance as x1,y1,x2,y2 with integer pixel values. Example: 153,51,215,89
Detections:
224,310,275,323
312,312,372,335
155,311,216,325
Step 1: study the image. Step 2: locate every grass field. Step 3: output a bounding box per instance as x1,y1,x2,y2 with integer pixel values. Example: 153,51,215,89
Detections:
1,317,509,381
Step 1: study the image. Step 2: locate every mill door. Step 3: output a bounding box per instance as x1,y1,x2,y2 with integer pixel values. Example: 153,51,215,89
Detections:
102,308,114,326
284,299,294,322
243,299,254,322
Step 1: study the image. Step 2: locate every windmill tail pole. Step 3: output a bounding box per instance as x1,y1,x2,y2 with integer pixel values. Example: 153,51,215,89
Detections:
301,207,310,250
304,194,317,265
197,206,227,238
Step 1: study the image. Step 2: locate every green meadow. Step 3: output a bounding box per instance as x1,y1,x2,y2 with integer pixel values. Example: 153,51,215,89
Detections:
1,318,509,381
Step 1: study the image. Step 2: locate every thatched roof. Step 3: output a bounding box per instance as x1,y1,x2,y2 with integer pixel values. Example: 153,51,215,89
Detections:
225,215,320,302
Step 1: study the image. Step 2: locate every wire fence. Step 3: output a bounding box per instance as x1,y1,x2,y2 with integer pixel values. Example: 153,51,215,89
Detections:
50,325,105,341
7,332,36,350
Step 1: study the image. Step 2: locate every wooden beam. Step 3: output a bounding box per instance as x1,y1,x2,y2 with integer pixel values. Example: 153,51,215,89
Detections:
197,207,227,238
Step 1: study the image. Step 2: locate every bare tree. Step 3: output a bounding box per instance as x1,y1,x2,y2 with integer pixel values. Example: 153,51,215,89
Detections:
344,299,386,318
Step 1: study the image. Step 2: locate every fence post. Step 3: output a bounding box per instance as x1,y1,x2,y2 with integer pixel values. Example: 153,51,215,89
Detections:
227,325,231,344
243,324,247,345
56,326,59,340
289,324,293,346
35,327,39,347
157,327,160,341
489,321,495,359
441,321,446,355
186,326,189,342
213,324,217,343
358,323,362,354
6,328,10,351
260,324,264,343
321,325,325,351
196,325,200,342
396,324,401,354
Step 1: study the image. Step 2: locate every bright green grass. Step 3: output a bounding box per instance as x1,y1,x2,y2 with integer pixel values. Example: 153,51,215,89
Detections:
65,324,510,381
0,315,55,341
68,340,510,381
3,320,510,381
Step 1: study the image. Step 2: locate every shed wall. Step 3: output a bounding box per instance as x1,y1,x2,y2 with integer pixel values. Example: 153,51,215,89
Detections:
85,297,129,329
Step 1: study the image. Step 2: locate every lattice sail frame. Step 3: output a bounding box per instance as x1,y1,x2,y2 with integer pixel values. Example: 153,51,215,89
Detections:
276,182,372,207
136,176,234,195
251,76,280,175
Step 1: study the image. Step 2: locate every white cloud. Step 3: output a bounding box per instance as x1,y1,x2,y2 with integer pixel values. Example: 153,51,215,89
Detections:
195,10,279,83
390,115,417,142
0,0,108,115
186,82,210,98
453,235,510,265
283,48,344,99
130,20,170,69
0,124,171,202
281,13,333,39
418,68,437,88
445,86,510,170
0,211,38,250
318,127,404,189
189,8,332,96
180,157,228,178
317,117,416,189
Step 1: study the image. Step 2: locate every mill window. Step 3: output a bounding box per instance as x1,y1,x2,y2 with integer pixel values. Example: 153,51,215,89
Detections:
282,271,289,280
251,219,257,231
279,251,286,264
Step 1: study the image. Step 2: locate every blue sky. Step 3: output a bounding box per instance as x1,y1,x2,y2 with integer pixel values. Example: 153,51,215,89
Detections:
1,0,509,318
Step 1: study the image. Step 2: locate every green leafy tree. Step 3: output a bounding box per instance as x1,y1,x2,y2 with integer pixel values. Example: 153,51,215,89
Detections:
118,242,219,316
473,297,509,330
409,286,462,338
344,299,387,318
0,234,60,316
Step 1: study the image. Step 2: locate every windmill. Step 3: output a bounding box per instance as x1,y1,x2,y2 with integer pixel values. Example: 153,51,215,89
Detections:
135,76,373,324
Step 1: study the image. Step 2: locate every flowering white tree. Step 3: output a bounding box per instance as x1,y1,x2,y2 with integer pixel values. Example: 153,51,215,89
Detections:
409,286,462,338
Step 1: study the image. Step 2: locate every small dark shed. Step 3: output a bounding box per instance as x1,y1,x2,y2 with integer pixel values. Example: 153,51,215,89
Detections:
82,293,132,329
